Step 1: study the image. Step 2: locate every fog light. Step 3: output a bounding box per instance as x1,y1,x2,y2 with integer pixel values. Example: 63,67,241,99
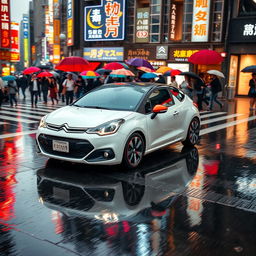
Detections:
104,191,109,197
104,152,109,158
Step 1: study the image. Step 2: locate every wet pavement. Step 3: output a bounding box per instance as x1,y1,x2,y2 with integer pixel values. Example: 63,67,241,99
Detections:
0,97,256,255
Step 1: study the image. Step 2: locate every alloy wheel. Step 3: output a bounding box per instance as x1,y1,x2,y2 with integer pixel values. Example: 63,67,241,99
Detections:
189,119,200,145
126,135,144,168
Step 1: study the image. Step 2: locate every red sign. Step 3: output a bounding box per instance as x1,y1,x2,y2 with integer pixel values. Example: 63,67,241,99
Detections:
10,22,20,62
0,0,11,49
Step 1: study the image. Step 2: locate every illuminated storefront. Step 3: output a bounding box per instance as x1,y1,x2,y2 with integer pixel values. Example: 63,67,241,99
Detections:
228,7,256,96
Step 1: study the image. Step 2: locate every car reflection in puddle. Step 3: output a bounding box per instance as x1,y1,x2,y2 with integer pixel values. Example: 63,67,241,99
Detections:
36,146,199,255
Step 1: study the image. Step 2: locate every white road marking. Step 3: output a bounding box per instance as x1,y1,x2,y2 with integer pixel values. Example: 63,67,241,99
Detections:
201,113,244,125
200,115,256,135
1,106,52,115
0,130,38,139
0,115,37,124
200,112,227,119
0,110,42,120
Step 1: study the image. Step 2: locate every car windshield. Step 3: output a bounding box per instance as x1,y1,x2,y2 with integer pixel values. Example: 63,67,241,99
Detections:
73,85,147,111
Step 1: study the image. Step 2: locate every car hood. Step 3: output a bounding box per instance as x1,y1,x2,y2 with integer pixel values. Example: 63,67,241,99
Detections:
45,106,134,127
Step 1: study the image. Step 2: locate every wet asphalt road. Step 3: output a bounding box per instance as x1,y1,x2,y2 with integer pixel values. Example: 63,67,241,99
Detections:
0,98,256,256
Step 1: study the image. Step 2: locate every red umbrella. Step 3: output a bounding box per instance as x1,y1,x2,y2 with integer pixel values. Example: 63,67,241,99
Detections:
104,62,124,70
163,69,181,76
37,72,54,78
55,56,90,72
188,50,224,65
23,67,41,74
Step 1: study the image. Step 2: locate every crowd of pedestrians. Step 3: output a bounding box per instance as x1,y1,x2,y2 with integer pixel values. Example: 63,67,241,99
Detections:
0,69,225,111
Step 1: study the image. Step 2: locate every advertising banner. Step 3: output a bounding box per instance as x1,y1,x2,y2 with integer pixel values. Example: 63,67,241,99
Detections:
23,15,29,65
83,47,124,61
84,0,125,41
10,22,20,62
67,0,74,46
191,0,211,42
53,0,60,64
135,8,149,43
0,0,11,49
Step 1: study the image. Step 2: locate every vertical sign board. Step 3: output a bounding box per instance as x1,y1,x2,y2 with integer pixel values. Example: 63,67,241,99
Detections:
67,0,74,46
84,0,125,41
0,0,11,49
53,0,60,64
170,4,176,40
191,0,211,42
23,15,29,66
10,22,20,62
135,8,149,43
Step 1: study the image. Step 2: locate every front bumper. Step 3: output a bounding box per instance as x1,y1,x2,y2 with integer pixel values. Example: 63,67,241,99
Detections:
36,128,126,165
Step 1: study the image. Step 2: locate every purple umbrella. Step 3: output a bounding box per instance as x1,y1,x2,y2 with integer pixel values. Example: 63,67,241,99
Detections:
126,58,154,70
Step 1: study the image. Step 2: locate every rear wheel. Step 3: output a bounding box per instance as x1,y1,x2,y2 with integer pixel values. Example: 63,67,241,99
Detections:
182,118,200,146
123,133,145,169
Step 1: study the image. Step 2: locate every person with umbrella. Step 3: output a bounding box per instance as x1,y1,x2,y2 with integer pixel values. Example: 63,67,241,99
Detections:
18,75,28,100
41,77,50,104
48,77,59,105
208,74,223,111
62,73,75,105
75,75,86,98
168,76,178,88
179,75,193,99
7,79,18,107
248,72,256,110
29,74,40,107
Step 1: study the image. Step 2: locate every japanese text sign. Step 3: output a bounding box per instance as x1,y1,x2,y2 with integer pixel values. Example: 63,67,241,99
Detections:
67,0,73,46
191,0,211,42
83,47,124,61
170,49,199,62
170,4,176,40
84,0,125,41
0,0,11,49
10,22,20,62
135,8,149,43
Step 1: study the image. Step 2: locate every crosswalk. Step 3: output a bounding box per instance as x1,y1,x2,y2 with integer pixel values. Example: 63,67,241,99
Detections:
0,102,256,139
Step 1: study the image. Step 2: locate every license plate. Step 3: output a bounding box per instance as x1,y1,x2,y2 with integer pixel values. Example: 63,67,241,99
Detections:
53,187,70,202
52,140,69,153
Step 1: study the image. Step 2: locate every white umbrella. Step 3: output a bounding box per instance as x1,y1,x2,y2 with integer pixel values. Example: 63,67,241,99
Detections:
207,70,225,78
50,71,60,77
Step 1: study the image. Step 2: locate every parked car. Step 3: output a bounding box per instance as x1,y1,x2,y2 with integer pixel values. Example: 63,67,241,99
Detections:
36,83,200,168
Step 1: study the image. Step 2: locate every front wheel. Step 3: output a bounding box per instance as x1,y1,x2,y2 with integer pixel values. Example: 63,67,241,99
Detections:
123,133,145,169
182,117,200,146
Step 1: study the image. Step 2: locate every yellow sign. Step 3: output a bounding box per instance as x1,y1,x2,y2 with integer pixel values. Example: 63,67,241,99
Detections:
24,38,29,62
53,44,60,64
2,67,10,76
67,19,73,45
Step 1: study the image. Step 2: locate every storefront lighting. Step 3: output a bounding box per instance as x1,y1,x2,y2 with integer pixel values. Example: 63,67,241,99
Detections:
220,52,227,58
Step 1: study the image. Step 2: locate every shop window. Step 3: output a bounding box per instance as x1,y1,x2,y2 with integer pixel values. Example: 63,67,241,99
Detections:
238,0,256,16
211,0,224,42
182,0,193,42
150,0,161,43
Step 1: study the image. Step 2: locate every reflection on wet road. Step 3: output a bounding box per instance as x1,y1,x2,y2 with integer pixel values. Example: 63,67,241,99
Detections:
0,98,256,255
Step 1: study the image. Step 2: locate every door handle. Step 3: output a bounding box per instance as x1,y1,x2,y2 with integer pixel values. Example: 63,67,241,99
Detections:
173,111,179,116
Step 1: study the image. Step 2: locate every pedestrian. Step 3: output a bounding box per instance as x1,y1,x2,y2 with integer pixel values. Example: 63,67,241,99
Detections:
7,80,18,107
156,75,166,84
179,75,193,99
86,79,95,92
93,77,103,88
0,77,4,109
75,75,86,98
41,77,50,104
49,77,59,105
18,75,28,99
208,74,223,111
168,76,178,88
29,73,40,107
62,73,75,105
248,72,256,110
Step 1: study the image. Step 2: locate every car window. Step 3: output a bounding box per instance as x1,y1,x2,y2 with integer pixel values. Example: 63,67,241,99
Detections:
169,87,185,102
145,88,174,113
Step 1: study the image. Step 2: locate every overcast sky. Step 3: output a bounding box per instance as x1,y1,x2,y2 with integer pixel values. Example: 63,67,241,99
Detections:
11,0,30,23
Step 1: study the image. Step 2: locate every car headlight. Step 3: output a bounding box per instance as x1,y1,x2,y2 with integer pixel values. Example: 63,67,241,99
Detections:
86,119,125,136
39,115,47,128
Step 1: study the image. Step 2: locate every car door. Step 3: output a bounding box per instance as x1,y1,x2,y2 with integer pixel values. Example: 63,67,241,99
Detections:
145,87,183,149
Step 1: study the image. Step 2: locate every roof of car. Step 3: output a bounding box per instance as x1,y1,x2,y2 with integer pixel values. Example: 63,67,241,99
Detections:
101,82,168,91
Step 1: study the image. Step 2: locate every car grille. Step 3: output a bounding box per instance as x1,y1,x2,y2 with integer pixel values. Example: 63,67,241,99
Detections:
38,134,94,159
46,123,88,133
38,180,95,211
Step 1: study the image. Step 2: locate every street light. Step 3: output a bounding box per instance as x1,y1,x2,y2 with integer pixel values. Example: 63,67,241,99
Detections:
59,33,67,58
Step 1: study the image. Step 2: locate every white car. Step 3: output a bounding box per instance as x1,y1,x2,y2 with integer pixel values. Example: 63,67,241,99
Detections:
36,83,200,168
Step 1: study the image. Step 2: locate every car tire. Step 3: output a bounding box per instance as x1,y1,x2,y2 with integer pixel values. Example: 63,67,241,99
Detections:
123,132,145,169
182,117,200,147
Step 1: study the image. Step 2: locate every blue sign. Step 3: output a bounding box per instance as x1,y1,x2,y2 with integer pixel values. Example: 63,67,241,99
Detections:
67,0,73,19
83,47,124,61
84,0,126,41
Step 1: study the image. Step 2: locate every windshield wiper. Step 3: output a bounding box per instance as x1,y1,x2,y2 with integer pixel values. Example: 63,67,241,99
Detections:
73,105,111,110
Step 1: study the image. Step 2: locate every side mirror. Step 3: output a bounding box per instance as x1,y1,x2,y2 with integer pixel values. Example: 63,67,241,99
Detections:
151,105,168,119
